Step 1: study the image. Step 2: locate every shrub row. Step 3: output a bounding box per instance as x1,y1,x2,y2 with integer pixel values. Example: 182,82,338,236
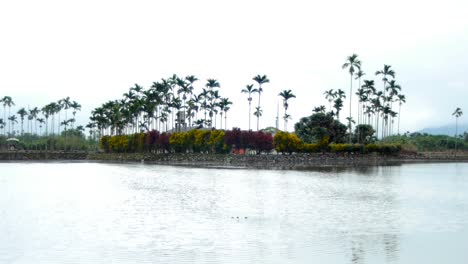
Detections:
99,129,274,154
273,131,401,154
99,130,401,155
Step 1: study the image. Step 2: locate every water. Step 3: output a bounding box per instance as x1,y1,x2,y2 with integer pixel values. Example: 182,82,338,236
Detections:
1,162,468,264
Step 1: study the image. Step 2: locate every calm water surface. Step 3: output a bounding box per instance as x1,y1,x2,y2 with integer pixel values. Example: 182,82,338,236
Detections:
1,162,468,263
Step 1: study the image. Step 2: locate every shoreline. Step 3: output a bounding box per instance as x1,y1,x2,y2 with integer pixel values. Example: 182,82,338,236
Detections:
1,151,468,169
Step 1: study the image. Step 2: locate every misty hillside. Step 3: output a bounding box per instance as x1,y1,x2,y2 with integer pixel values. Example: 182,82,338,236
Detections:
418,123,468,136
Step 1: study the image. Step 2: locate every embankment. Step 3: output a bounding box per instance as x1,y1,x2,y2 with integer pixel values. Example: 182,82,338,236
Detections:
1,151,468,169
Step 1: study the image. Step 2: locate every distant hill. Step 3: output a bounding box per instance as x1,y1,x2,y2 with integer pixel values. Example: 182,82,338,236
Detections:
418,123,468,136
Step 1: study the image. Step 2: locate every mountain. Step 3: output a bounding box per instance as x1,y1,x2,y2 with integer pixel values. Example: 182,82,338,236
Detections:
418,123,468,136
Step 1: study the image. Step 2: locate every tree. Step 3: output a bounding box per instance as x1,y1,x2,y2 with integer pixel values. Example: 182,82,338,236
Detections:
452,107,463,152
1,96,14,135
253,74,270,130
397,94,406,135
333,89,346,119
253,106,263,130
324,89,336,111
219,98,232,130
279,89,296,131
29,107,40,134
17,108,28,135
8,115,18,135
375,65,395,97
294,112,347,144
342,54,361,143
354,124,375,144
241,84,258,130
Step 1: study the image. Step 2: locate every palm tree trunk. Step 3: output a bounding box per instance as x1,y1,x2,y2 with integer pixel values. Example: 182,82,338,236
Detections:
257,91,262,131
348,74,353,143
248,100,251,130
455,117,458,152
398,103,402,135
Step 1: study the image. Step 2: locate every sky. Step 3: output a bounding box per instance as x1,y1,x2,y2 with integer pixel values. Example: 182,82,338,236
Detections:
1,0,467,133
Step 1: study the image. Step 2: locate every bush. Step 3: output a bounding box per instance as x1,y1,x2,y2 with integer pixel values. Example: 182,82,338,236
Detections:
302,143,320,153
100,136,110,152
108,135,129,153
274,132,303,154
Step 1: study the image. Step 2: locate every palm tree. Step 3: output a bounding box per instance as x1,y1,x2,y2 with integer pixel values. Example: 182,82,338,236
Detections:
279,89,296,131
452,107,463,152
342,54,361,142
2,96,15,135
324,89,336,111
333,89,346,120
17,108,28,135
219,98,233,130
70,101,81,130
37,118,45,136
29,107,40,134
8,115,18,135
253,106,263,129
241,84,258,130
354,70,365,125
375,64,396,97
396,94,406,135
253,74,270,130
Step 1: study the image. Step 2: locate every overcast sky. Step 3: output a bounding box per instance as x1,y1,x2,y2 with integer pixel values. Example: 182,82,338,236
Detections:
1,0,467,133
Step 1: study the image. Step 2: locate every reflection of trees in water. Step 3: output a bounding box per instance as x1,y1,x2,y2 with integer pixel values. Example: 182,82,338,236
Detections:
345,165,401,264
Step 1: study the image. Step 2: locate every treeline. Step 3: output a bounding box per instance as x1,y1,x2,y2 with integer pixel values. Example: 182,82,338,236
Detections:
99,129,401,155
385,133,468,151
0,129,97,151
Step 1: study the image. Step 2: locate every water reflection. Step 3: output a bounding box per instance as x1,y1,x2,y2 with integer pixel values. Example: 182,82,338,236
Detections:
0,162,467,263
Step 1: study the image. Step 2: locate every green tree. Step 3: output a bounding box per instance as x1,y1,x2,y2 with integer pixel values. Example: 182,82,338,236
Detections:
17,108,28,135
452,107,463,151
241,84,258,130
294,112,347,144
279,89,296,131
342,54,361,142
1,96,15,135
253,74,270,130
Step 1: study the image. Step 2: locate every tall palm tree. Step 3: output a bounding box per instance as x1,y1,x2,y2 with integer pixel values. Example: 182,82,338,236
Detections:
333,89,346,119
354,70,365,125
70,101,81,130
2,96,15,135
279,89,296,131
253,106,263,130
8,115,18,135
452,107,463,152
218,98,233,130
29,107,40,135
375,64,396,97
241,84,258,130
385,80,401,135
0,119,4,134
17,108,28,135
396,94,406,135
324,89,336,111
253,74,270,130
342,54,361,142
37,118,45,136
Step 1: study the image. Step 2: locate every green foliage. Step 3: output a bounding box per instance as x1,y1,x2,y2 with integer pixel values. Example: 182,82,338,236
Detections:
108,135,129,153
302,143,320,153
329,144,364,153
169,132,190,153
294,112,347,144
364,143,401,154
273,131,303,154
384,133,468,151
354,124,375,144
100,136,110,152
208,130,228,153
